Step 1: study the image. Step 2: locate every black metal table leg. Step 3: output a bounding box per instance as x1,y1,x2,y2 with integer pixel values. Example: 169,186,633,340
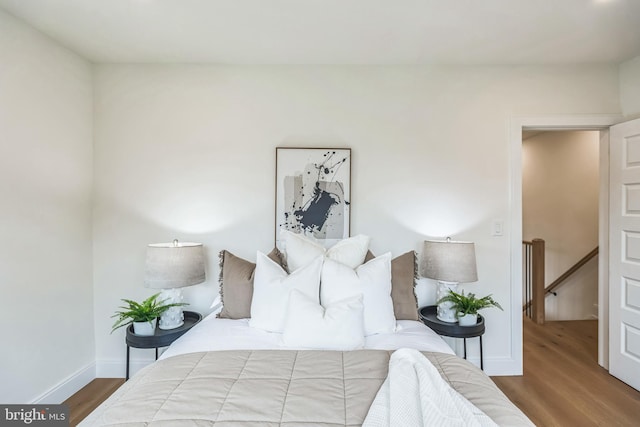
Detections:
126,345,130,381
418,306,486,371
125,312,202,381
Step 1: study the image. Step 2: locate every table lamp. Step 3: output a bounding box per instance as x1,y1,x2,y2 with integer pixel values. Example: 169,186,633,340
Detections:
420,238,478,323
144,239,206,329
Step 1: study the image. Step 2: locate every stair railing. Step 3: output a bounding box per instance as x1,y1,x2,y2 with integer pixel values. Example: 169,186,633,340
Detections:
544,247,599,296
522,239,598,325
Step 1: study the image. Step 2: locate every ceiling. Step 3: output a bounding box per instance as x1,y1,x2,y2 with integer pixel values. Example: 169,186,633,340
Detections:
1,0,639,65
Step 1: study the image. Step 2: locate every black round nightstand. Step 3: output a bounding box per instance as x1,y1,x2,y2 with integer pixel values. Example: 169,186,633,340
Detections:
125,310,202,380
419,305,485,370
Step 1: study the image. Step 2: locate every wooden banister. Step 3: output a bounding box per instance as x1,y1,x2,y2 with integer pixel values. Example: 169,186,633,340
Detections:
531,238,545,325
522,243,599,325
523,240,533,319
522,239,545,324
545,247,599,296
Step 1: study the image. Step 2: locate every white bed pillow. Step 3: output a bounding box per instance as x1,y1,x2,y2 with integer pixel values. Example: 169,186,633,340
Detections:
250,252,323,333
282,289,365,350
282,230,371,271
321,252,396,336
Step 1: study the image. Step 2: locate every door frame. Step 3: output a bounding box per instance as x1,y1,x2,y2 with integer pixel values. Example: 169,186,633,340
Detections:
510,114,621,371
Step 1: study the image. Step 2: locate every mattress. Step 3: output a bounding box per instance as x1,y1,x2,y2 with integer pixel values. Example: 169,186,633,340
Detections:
80,349,533,427
159,315,455,360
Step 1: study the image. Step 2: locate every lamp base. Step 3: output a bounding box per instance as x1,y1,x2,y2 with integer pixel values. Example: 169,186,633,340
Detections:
436,281,459,323
158,288,185,330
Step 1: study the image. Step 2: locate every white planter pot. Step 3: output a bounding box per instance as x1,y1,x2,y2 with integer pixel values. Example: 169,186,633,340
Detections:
132,318,157,336
458,313,478,326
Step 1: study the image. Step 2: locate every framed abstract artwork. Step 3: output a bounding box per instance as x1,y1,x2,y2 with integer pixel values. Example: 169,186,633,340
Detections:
275,147,351,247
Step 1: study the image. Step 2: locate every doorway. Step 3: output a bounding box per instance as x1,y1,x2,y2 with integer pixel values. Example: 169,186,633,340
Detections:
522,130,600,323
508,114,619,375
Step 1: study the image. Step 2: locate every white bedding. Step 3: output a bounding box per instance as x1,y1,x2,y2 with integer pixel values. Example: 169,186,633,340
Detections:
363,348,497,427
160,313,454,360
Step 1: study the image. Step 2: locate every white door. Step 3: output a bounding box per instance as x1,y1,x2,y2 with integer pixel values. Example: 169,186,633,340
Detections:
609,118,640,391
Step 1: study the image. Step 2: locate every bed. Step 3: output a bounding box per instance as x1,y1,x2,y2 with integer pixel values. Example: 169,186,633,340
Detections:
81,234,534,426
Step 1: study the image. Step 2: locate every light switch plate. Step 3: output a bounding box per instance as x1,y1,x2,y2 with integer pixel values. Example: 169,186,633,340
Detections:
492,220,504,236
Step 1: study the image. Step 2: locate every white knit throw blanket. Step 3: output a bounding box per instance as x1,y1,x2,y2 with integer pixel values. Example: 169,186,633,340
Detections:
363,348,499,427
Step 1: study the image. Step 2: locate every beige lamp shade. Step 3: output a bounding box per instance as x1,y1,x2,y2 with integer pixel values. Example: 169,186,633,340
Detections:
144,240,206,289
420,239,478,283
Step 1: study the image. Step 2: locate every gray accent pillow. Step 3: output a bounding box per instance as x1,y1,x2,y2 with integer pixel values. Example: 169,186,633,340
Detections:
217,248,287,319
365,250,419,321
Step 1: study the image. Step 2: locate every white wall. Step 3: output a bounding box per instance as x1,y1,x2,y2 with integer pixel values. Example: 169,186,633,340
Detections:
0,9,94,403
620,55,640,118
93,64,620,376
522,131,600,320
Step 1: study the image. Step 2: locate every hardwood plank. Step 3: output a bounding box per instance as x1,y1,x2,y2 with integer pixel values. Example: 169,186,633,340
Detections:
63,378,124,426
493,317,640,427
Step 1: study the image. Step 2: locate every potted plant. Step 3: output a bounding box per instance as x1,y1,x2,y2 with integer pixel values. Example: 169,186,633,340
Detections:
111,293,188,336
437,290,503,326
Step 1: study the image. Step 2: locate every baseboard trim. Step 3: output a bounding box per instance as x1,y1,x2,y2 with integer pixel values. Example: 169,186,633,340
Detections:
444,337,521,376
96,358,155,379
32,362,96,404
483,356,523,376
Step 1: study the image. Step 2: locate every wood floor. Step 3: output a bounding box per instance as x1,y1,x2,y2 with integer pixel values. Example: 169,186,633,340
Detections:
492,317,640,427
63,378,123,426
66,318,640,426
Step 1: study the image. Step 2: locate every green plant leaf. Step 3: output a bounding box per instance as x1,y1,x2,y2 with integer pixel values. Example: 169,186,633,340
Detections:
436,290,503,317
110,293,189,333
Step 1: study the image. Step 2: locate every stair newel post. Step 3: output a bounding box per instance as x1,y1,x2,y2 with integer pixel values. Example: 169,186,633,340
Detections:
532,238,545,324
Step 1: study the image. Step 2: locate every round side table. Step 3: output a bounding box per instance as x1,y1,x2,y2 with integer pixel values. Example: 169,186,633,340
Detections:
125,310,202,380
419,305,485,370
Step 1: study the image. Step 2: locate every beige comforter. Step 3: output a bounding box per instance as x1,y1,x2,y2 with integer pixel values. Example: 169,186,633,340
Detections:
80,350,533,427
